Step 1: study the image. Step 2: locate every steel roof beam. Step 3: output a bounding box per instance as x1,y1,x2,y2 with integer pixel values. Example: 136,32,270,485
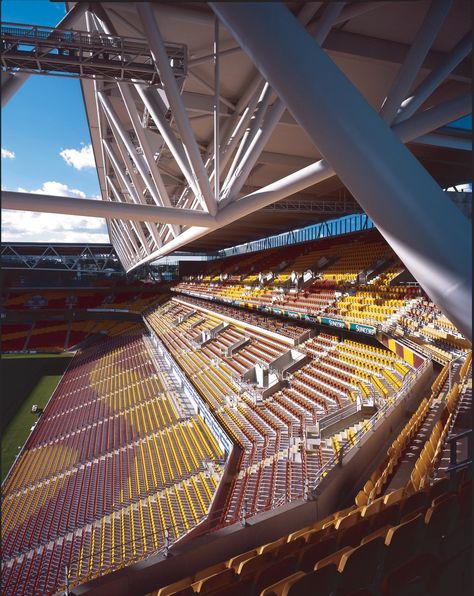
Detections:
380,0,453,124
137,2,217,215
1,191,215,226
324,29,471,83
210,1,471,340
393,32,472,124
5,89,467,268
413,133,471,151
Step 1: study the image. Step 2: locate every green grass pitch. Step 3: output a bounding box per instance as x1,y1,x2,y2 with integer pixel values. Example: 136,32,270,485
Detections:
1,353,73,481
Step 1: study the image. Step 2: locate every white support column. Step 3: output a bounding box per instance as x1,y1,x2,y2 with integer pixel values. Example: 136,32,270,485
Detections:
393,32,472,124
220,1,343,203
379,0,453,124
137,2,217,215
135,85,201,199
116,83,180,238
210,1,472,340
213,16,221,200
106,175,151,255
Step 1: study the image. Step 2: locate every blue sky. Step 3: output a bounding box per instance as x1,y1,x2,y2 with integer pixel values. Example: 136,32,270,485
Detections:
1,0,108,243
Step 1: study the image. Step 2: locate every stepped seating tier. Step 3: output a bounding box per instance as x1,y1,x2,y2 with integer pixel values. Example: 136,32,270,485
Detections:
1,334,224,595
145,299,414,531
149,465,471,596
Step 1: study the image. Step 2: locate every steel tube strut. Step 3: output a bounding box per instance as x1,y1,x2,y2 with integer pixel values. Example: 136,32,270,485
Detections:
379,0,453,124
210,2,472,340
134,85,200,199
414,133,471,151
137,2,217,215
1,72,29,109
117,82,179,238
1,192,215,227
393,32,472,124
106,175,152,254
393,92,471,142
213,16,220,200
220,1,334,203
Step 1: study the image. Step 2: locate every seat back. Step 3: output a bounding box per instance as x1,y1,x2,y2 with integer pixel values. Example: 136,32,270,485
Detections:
298,535,338,572
337,536,386,595
287,565,339,596
384,513,424,573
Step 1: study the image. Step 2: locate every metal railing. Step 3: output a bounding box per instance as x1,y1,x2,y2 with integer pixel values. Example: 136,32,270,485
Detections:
55,505,224,592
317,401,359,435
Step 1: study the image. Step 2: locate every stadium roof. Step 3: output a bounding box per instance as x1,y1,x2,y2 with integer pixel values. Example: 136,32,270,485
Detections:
62,0,471,258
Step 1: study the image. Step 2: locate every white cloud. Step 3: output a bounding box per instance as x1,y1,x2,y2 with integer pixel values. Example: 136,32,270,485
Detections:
1,148,15,159
17,180,87,198
1,181,109,243
59,144,95,170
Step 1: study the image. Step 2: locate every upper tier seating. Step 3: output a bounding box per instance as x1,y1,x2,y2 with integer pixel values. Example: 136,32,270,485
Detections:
173,230,469,362
0,323,32,351
172,231,422,330
172,294,309,341
0,319,144,353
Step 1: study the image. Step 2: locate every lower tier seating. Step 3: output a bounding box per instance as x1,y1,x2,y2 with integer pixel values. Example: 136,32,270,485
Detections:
148,466,471,596
1,334,224,596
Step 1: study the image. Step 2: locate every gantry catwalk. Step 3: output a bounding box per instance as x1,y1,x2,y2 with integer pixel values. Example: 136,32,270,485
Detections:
1,1,471,339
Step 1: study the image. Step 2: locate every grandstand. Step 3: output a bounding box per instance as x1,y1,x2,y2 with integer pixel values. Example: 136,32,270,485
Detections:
1,2,472,596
